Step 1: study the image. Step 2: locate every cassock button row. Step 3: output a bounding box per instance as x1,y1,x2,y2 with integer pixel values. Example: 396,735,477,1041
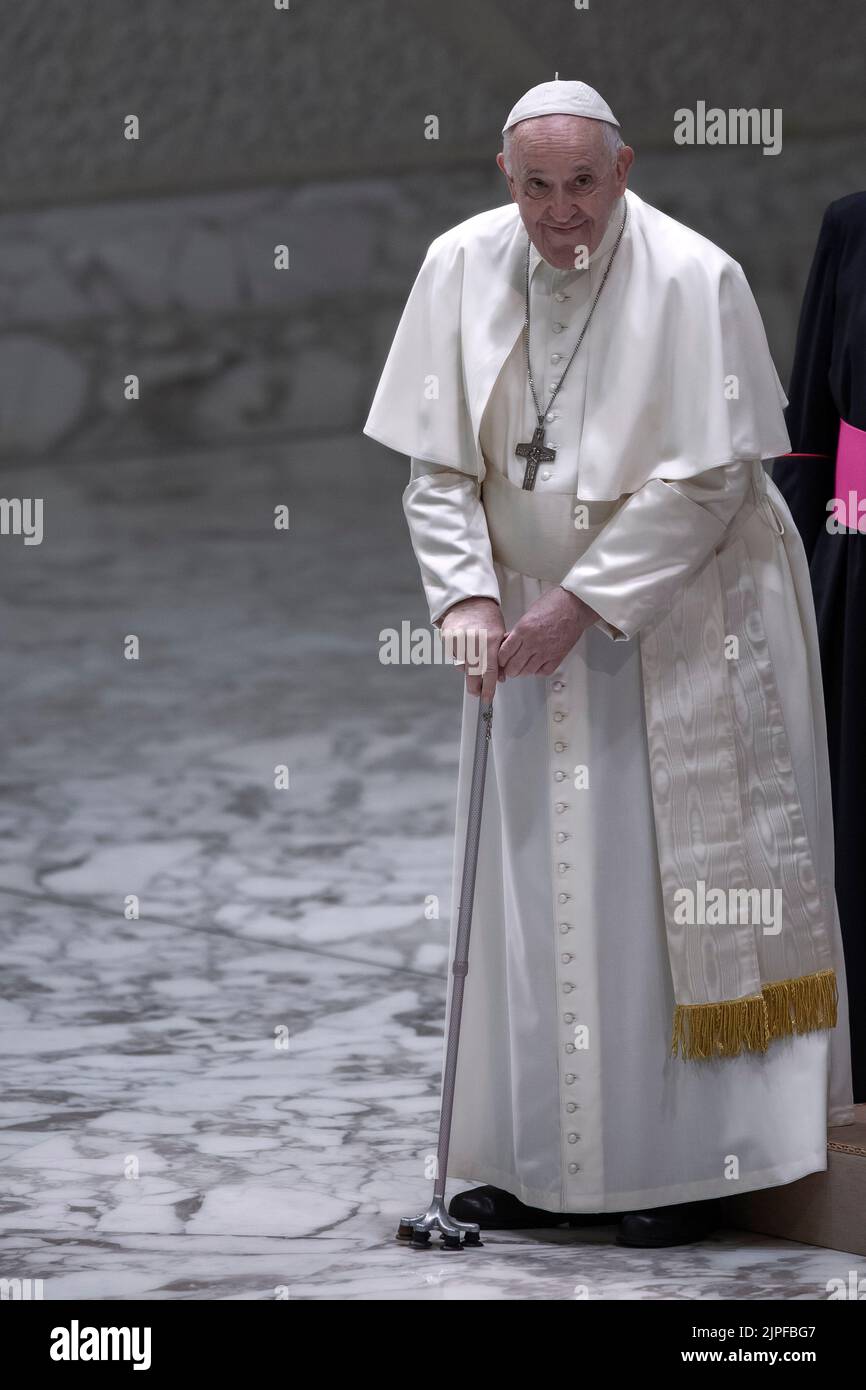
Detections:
562,982,575,993
551,353,562,363
545,411,556,421
566,1102,579,1112
561,953,573,964
552,680,565,691
565,1043,576,1053
559,923,571,933
554,770,566,781
563,1012,575,1023
568,1133,580,1144
555,802,568,813
552,322,564,333
554,291,567,302
554,743,566,754
553,712,566,722
565,1073,576,1083
557,862,570,873
541,470,551,480
568,1163,580,1173
556,830,569,841
558,893,570,904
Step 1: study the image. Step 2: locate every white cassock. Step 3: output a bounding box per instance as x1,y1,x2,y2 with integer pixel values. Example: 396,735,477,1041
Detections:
366,190,855,1213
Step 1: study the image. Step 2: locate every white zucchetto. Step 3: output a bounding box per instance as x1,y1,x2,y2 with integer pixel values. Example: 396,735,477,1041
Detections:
502,79,620,133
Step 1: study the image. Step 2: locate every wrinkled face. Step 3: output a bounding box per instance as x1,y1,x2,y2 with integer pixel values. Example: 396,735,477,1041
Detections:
497,115,634,270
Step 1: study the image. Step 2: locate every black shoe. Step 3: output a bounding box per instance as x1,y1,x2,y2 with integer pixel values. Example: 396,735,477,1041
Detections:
616,1198,721,1248
448,1184,618,1231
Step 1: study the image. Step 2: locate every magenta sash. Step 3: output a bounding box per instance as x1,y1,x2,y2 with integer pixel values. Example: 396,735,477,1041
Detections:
832,418,866,530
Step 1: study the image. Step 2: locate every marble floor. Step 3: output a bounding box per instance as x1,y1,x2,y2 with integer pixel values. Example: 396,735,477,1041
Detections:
0,437,860,1299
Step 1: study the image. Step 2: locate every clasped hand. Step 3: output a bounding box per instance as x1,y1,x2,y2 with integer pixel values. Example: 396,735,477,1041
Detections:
440,588,598,698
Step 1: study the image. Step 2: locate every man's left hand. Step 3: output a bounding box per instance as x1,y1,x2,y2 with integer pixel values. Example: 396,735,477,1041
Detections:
498,586,598,678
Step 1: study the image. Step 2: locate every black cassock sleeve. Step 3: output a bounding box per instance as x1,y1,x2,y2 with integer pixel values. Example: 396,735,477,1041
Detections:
773,202,840,562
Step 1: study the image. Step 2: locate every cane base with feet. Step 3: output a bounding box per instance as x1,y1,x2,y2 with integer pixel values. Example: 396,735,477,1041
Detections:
396,1194,483,1250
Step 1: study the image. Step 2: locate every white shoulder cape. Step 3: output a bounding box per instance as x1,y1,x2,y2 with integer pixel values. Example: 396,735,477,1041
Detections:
363,188,790,500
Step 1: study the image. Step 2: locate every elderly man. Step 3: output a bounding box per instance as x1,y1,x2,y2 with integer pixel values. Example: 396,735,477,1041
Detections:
364,80,854,1248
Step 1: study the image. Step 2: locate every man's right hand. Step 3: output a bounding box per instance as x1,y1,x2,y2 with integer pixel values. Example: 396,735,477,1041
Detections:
439,597,506,699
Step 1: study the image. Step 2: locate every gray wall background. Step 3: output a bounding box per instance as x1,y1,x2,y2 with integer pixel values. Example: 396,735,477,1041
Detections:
1,0,865,463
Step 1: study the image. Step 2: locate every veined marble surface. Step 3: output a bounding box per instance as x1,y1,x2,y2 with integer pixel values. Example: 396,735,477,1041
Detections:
0,437,862,1299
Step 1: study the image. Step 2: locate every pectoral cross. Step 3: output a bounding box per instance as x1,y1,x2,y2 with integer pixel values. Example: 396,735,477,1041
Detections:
515,425,556,491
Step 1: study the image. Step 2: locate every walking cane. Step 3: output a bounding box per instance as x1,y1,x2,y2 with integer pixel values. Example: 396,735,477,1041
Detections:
396,695,494,1251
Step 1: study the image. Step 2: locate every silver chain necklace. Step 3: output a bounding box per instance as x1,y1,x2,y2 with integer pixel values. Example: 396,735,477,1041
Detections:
515,200,628,490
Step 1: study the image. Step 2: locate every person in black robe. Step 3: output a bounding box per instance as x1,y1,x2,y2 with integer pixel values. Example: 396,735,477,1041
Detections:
774,192,866,1102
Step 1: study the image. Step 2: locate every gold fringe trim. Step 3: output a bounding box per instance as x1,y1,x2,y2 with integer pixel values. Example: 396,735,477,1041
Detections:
670,968,838,1061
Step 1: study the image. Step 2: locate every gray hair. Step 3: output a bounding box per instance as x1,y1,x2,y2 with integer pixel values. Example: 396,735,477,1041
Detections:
502,119,623,176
